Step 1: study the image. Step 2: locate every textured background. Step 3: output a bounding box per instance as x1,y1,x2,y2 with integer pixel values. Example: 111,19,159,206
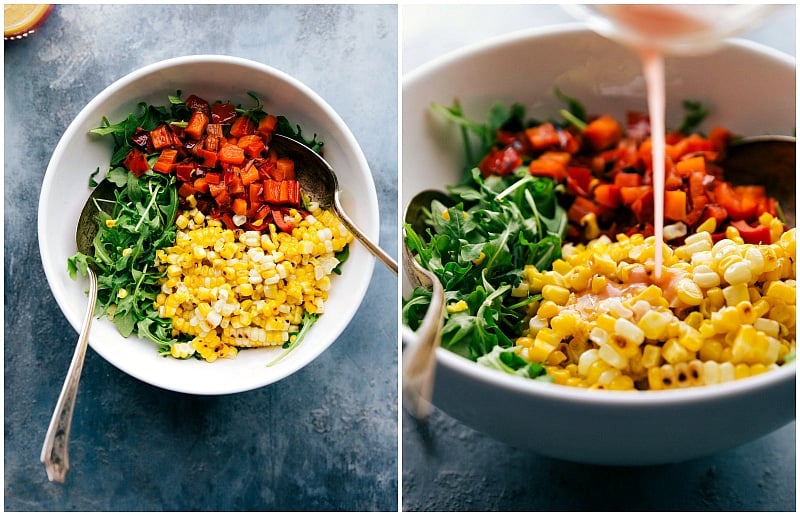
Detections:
401,4,796,512
4,4,397,511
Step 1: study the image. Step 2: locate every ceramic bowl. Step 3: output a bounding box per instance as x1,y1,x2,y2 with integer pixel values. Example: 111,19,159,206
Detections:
402,25,795,465
39,55,378,395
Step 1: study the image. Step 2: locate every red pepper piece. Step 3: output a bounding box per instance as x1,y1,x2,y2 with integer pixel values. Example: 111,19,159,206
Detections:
478,146,521,177
211,102,237,124
731,219,772,244
184,111,209,140
123,148,150,177
152,149,178,174
272,208,295,233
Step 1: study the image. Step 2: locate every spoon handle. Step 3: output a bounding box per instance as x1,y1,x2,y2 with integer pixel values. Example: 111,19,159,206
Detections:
40,268,97,483
334,192,398,275
401,246,445,419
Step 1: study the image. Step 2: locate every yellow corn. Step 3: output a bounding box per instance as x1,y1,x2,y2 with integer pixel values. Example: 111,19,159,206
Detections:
516,223,795,390
154,207,353,362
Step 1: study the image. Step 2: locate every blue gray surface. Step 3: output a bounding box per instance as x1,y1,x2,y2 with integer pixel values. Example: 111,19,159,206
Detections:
401,4,796,512
4,4,397,511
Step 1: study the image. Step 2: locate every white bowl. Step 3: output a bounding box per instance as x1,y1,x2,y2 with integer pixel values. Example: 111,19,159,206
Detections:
39,55,378,395
402,25,795,465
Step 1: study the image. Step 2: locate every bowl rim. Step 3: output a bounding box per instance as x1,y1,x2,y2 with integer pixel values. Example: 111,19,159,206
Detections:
404,23,796,87
401,24,797,406
38,54,378,394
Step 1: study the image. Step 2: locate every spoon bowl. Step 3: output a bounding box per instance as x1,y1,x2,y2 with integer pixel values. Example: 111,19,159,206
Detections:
268,134,397,274
40,180,118,483
401,189,452,418
720,135,796,227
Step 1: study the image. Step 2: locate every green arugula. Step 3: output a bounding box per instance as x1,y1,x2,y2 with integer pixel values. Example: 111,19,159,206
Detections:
403,100,569,364
678,99,709,135
68,170,179,348
477,345,551,379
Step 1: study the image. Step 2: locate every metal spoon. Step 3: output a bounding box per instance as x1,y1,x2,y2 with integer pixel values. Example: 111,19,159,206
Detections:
268,134,397,274
401,189,451,419
41,179,118,483
719,135,795,227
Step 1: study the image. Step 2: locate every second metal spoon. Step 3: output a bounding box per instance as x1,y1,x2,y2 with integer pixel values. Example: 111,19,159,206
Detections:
268,134,397,274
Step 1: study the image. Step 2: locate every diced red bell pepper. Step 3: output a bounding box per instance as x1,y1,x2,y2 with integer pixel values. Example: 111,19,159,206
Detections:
593,184,621,208
714,182,764,220
231,197,248,217
614,171,642,188
479,146,521,177
525,122,560,150
583,115,622,151
731,219,772,244
175,164,195,182
149,125,173,150
218,143,245,165
196,148,218,168
184,111,209,140
123,148,150,177
619,185,652,206
257,114,278,136
567,196,601,224
152,149,178,174
275,158,295,181
211,102,237,124
565,166,593,197
240,163,261,186
664,190,687,222
230,116,256,138
272,208,295,233
178,182,197,199
185,94,210,117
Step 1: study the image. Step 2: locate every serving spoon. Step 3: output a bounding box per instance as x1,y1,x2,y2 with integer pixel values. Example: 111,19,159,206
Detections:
400,135,795,419
268,134,398,274
401,189,451,419
719,135,795,226
41,179,118,483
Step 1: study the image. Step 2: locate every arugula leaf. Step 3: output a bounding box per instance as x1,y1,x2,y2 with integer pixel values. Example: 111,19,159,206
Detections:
678,99,709,135
477,345,551,380
266,312,320,366
70,170,178,348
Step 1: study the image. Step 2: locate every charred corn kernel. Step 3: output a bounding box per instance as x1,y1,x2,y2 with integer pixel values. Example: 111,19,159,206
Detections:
105,218,117,228
550,313,579,339
512,225,795,391
598,342,628,369
155,208,352,362
614,317,645,347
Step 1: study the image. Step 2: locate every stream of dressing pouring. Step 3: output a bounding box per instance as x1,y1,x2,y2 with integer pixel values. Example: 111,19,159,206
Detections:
569,4,778,280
